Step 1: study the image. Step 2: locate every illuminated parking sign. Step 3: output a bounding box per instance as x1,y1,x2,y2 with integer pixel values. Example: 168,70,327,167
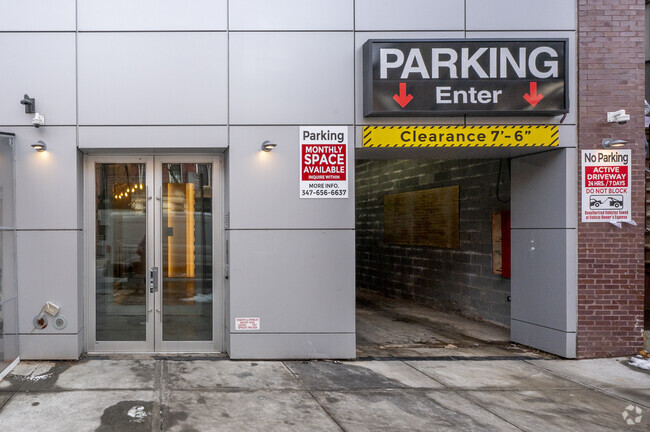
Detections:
363,39,568,116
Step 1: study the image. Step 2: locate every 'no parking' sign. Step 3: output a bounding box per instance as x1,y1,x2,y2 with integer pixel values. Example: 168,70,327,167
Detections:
581,149,631,222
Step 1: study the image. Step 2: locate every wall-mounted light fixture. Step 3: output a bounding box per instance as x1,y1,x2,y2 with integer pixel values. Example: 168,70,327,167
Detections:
601,139,627,149
261,140,277,152
31,140,47,152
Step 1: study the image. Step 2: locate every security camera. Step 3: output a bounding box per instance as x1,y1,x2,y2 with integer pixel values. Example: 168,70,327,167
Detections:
607,110,630,125
32,113,45,128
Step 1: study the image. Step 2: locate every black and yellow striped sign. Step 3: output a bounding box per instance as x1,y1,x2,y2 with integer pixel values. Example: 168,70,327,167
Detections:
363,126,559,148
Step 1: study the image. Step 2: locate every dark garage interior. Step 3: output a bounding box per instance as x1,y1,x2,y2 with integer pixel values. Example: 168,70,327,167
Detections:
354,157,536,357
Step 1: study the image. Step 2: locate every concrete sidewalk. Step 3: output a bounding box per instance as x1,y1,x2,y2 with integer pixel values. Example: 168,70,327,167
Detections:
0,354,648,431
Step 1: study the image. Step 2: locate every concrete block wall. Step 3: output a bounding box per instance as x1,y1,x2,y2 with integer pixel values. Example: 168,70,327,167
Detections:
577,0,646,357
356,159,511,327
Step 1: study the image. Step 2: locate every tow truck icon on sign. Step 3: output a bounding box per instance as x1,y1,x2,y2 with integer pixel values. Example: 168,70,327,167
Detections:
589,195,624,210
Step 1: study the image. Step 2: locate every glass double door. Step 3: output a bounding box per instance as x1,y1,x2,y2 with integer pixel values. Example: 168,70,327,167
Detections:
90,156,219,352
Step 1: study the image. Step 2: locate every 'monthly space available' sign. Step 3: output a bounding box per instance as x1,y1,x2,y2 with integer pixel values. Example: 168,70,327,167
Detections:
363,39,568,116
300,126,348,199
581,149,631,223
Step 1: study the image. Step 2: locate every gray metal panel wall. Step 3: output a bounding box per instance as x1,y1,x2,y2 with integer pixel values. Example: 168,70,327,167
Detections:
228,127,355,230
1,127,84,359
229,333,356,360
0,0,76,31
0,135,19,371
78,33,228,126
13,128,80,230
77,0,227,31
229,32,354,125
78,127,229,151
16,231,83,337
0,33,76,127
511,149,578,229
227,125,356,358
511,149,578,358
229,0,354,31
228,230,355,334
466,0,576,31
511,229,577,332
355,0,465,31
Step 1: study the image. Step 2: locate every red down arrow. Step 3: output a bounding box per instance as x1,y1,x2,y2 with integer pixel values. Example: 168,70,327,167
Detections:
524,82,544,107
393,82,413,108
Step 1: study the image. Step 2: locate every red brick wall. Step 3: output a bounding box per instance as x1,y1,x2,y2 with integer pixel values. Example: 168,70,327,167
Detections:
577,0,646,357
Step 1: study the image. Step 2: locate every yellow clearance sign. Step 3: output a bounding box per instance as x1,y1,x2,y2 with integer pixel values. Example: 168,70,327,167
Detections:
362,125,559,148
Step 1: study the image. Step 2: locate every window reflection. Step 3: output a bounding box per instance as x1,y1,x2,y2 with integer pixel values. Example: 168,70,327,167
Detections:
162,163,213,341
95,163,147,341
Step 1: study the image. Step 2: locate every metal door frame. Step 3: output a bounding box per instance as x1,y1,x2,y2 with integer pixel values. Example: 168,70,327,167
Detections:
85,154,224,353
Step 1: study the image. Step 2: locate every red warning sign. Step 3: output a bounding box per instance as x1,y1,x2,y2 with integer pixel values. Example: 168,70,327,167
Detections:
581,150,631,223
584,166,628,188
301,145,346,181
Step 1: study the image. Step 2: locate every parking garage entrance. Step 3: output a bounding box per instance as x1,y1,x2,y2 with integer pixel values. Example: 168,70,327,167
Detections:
354,146,577,358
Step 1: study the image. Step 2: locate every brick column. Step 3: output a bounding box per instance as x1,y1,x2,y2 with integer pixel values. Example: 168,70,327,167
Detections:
577,0,645,357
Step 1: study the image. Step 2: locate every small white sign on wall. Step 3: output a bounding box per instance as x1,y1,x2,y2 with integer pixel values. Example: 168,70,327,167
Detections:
581,149,631,223
235,317,260,331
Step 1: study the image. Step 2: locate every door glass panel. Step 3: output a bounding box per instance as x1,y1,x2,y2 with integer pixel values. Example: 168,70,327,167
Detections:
162,163,213,341
95,163,147,341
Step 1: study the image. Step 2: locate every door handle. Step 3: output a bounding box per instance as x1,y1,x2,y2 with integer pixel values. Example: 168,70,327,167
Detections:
149,267,159,293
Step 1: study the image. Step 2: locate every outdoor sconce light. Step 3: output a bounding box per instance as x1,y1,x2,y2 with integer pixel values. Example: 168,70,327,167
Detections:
601,139,627,149
31,140,47,152
261,140,277,152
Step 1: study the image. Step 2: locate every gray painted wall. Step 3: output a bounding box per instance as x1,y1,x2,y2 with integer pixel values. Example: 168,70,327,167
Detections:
356,159,511,327
0,134,19,372
0,0,577,359
226,127,355,359
511,149,578,358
